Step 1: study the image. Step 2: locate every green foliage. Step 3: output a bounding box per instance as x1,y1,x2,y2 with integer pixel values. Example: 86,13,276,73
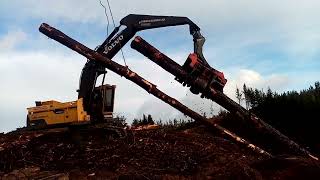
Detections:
235,87,243,105
131,114,155,126
147,114,154,124
238,81,320,152
156,118,194,128
131,114,194,128
113,115,127,126
132,118,139,126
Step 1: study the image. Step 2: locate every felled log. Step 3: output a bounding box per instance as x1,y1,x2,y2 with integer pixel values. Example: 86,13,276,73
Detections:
39,23,272,158
131,36,318,160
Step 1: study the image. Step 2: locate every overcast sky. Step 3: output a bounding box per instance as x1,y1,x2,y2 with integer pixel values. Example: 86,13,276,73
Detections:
1,0,320,132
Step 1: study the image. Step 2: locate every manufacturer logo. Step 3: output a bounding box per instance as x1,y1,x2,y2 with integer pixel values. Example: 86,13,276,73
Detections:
138,18,166,24
103,35,124,54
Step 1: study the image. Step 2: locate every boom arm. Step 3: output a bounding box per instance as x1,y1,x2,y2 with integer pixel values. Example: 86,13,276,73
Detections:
79,14,208,112
97,14,205,59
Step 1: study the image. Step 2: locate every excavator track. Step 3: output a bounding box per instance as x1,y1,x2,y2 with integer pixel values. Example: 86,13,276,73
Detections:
69,123,133,143
11,122,133,145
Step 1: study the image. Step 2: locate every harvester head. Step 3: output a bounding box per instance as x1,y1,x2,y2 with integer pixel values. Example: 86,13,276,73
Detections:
177,53,227,97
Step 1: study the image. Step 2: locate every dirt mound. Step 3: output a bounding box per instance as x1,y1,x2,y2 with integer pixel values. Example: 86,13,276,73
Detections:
1,126,319,179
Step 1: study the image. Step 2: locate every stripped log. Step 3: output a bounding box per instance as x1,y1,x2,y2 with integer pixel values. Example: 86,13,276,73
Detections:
131,36,318,160
39,23,272,158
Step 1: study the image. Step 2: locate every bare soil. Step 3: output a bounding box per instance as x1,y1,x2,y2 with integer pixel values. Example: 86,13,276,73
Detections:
0,125,319,179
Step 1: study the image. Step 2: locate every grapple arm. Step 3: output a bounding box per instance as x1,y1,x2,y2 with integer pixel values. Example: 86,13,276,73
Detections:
79,14,208,112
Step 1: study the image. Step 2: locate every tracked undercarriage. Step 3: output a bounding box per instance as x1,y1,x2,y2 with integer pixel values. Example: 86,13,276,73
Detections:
12,121,133,146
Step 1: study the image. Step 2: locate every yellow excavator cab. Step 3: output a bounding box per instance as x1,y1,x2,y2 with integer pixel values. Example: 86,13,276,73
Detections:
27,98,90,127
26,84,116,128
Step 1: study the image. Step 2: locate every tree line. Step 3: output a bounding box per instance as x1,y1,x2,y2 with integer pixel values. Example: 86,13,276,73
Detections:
131,114,194,128
235,81,320,153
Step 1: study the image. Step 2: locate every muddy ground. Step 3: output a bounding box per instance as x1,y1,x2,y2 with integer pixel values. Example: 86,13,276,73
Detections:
0,125,320,179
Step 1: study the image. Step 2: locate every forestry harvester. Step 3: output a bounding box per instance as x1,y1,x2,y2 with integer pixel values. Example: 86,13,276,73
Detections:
26,13,317,160
27,14,226,131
